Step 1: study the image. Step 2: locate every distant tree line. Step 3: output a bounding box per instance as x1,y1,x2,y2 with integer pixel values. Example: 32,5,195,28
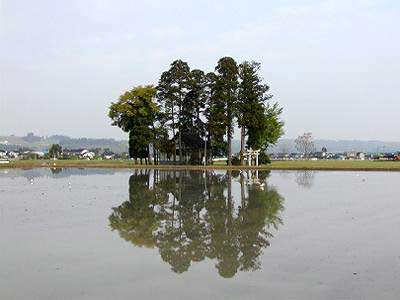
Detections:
109,57,284,165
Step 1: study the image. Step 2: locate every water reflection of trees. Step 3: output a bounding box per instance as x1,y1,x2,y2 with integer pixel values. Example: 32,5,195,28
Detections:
109,170,284,278
295,170,315,189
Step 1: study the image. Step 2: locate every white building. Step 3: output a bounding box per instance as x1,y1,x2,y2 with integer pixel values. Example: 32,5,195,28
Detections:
0,150,7,159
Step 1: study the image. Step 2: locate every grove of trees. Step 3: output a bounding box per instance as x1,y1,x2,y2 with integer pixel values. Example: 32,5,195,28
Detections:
109,57,284,165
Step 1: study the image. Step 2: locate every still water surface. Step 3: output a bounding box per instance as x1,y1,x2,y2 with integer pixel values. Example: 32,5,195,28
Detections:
1,168,399,299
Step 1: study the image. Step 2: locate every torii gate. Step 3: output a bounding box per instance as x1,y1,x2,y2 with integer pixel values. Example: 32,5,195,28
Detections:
246,148,261,166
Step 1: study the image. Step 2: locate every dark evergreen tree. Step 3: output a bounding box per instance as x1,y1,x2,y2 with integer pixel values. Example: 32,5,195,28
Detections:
238,61,269,164
109,57,284,166
205,71,226,160
180,69,207,136
157,60,190,164
238,61,284,157
213,57,239,165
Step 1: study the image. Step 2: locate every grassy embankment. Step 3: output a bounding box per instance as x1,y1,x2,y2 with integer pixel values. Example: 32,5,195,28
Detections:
1,159,400,171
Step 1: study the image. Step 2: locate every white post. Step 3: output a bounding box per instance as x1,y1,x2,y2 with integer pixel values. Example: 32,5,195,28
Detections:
248,150,251,166
256,153,259,166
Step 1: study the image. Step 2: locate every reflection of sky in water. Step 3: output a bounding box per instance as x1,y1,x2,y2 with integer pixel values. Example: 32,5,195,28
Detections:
0,168,121,182
2,169,400,299
0,168,318,189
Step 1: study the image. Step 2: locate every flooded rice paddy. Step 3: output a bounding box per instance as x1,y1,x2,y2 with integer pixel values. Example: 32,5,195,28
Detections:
1,168,399,299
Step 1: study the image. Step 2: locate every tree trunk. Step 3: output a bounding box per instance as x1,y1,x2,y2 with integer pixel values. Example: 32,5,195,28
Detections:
171,106,176,165
204,135,207,166
210,136,214,165
148,146,152,165
227,124,232,166
151,123,157,165
240,126,245,165
179,130,182,165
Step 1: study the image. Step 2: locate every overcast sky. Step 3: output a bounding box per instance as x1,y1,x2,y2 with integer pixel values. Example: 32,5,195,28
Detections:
1,0,399,141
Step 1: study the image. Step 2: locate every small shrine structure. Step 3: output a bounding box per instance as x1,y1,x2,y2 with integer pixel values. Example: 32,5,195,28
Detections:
246,148,261,166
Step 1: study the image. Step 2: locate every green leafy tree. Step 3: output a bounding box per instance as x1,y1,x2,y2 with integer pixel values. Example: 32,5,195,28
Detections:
247,103,284,152
48,144,62,159
109,85,158,163
109,57,284,165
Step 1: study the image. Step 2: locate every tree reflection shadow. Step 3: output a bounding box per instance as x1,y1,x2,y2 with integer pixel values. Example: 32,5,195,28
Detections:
109,170,284,278
295,170,315,189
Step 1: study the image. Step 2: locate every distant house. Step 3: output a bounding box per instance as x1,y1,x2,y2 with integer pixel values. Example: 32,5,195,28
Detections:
332,153,347,160
345,151,367,160
63,148,91,159
346,151,358,160
357,152,366,160
379,153,396,161
103,150,116,160
312,152,325,160
0,150,7,159
7,151,19,159
63,149,95,159
81,150,95,160
19,150,44,160
32,151,45,158
63,149,84,157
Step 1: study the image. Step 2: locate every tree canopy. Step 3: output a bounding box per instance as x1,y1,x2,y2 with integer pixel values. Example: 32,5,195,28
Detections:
109,85,158,162
108,58,284,165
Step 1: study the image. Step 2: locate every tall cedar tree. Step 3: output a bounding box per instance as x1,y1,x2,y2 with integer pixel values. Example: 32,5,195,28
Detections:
181,69,207,136
205,72,226,161
109,86,158,163
214,57,239,165
109,58,284,165
238,61,270,164
157,60,190,164
206,71,227,159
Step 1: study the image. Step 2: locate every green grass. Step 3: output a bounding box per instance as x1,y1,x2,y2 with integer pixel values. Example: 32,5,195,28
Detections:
1,159,400,171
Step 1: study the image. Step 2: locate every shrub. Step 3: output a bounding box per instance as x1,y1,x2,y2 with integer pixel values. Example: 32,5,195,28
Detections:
231,155,241,165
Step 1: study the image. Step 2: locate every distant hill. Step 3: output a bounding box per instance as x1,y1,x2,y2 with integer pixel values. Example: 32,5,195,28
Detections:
2,133,399,155
269,139,400,154
0,133,128,153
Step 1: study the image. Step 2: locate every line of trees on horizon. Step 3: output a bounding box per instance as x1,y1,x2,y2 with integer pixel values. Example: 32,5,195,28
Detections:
109,57,284,165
